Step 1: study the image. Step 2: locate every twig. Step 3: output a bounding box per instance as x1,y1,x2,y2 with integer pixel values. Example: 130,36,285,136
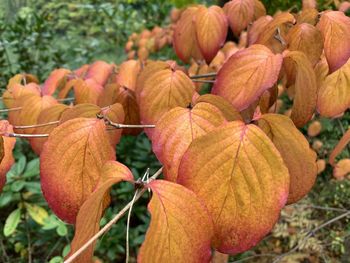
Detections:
13,121,59,129
273,211,350,262
274,27,286,46
0,107,22,113
64,167,163,263
291,204,349,213
189,72,217,79
98,114,155,129
57,97,75,103
336,118,350,155
125,189,139,263
192,79,215,83
0,132,49,138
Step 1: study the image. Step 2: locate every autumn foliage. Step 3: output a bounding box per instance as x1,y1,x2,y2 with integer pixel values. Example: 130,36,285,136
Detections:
1,0,350,261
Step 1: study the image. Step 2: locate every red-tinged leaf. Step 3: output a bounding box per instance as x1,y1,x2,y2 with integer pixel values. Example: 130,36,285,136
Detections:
257,114,317,204
194,6,228,64
317,11,350,73
339,2,350,13
256,12,295,53
317,57,350,117
173,7,203,63
57,79,76,99
85,61,114,86
282,50,317,127
302,0,317,9
41,68,71,96
67,161,133,263
97,83,120,108
223,0,255,37
9,94,57,134
286,23,323,66
259,86,278,114
248,15,273,45
2,83,41,108
60,104,101,123
139,66,195,137
100,103,125,146
0,121,16,193
29,104,69,155
138,180,213,263
212,44,283,111
329,128,350,166
178,121,289,254
195,94,242,121
297,8,319,25
114,87,141,136
74,64,89,78
116,60,141,91
74,78,104,105
152,103,226,181
40,118,115,223
333,159,350,180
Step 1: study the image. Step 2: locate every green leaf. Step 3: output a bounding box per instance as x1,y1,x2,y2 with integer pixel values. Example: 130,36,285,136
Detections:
42,215,59,230
49,256,63,263
25,203,48,225
3,208,21,236
15,155,26,175
56,222,68,236
10,180,25,192
62,244,70,257
23,158,39,178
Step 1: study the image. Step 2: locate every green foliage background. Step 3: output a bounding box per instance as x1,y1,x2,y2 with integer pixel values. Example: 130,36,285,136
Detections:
0,0,350,262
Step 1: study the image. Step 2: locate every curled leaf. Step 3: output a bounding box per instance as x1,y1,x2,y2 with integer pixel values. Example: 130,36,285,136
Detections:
257,114,317,204
138,180,213,263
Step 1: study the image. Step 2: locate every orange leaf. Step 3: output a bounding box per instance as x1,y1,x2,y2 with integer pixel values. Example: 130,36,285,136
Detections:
60,104,101,123
67,161,133,262
307,120,322,137
138,180,213,263
194,6,228,64
339,2,350,13
178,121,289,254
253,0,266,19
317,57,350,117
302,0,317,9
2,83,41,108
333,159,350,180
195,94,242,121
42,68,71,96
6,73,38,90
40,118,115,223
256,12,295,53
317,159,326,174
97,83,120,108
29,104,69,155
85,61,114,86
286,23,323,66
9,94,57,134
139,65,195,137
152,103,226,181
223,0,255,37
116,60,141,91
314,55,329,88
297,8,319,25
257,114,317,204
0,121,16,193
329,128,350,166
317,11,350,73
173,7,203,63
248,15,273,45
282,50,317,127
73,79,104,105
212,44,283,111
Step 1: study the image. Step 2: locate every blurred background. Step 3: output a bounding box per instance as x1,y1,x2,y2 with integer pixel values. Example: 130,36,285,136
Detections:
1,1,350,262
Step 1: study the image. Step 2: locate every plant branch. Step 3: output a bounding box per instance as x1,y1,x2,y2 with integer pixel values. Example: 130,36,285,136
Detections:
56,97,75,103
13,121,59,129
0,107,22,113
190,72,217,79
0,132,49,138
273,210,350,262
192,79,215,83
98,114,155,129
64,167,163,263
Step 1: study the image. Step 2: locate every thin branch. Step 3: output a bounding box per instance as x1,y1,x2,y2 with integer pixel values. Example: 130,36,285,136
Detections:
274,27,286,46
0,132,49,138
99,115,155,129
189,72,217,79
0,107,22,113
292,204,349,213
272,211,350,262
13,121,59,129
125,189,139,263
57,97,75,102
336,118,350,155
64,167,163,263
192,79,215,83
